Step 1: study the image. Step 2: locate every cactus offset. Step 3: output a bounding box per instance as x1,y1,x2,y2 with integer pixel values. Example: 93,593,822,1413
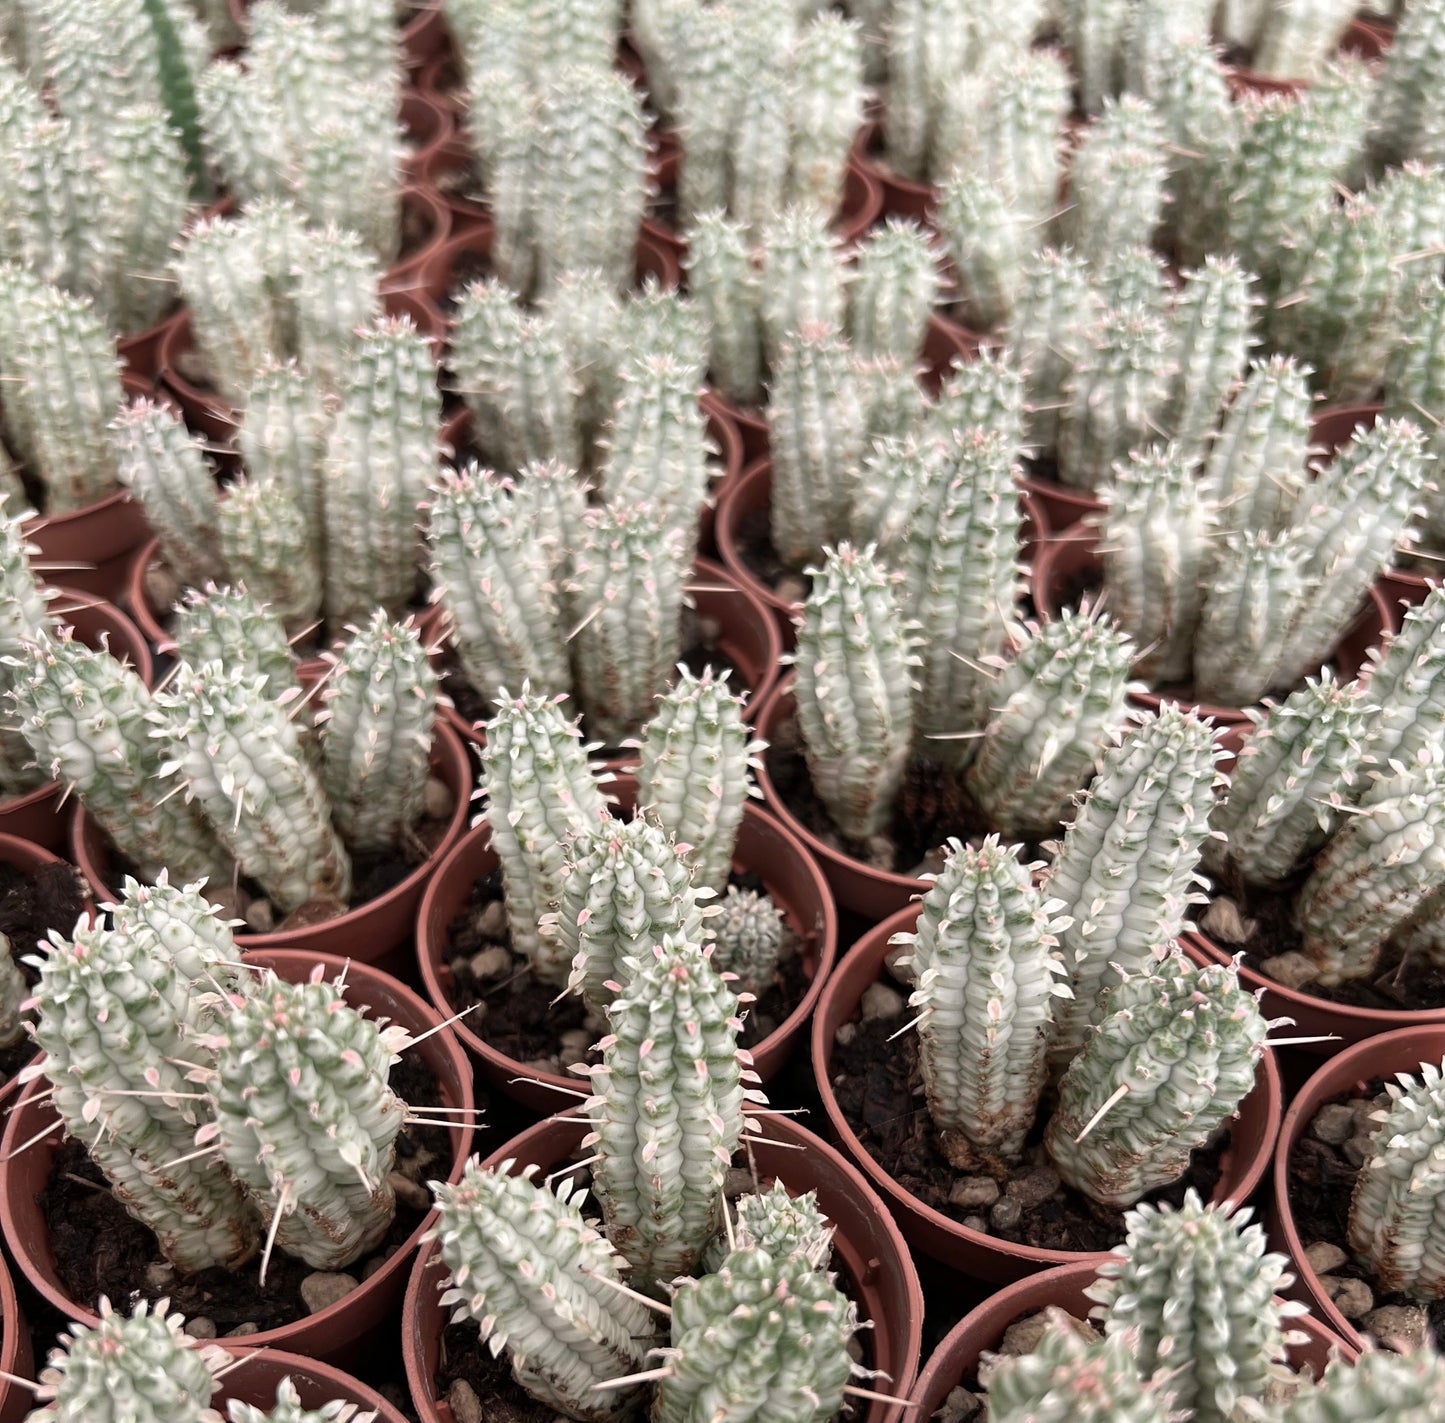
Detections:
709,887,788,1001
217,480,322,637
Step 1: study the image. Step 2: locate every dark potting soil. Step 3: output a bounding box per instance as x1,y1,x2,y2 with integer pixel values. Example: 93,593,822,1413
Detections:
831,1016,1227,1254
442,864,810,1071
40,1050,451,1334
1288,1076,1445,1351
735,506,810,608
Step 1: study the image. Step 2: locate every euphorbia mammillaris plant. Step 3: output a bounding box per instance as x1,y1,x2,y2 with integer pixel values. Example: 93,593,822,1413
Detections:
170,584,299,710
1066,95,1168,270
792,543,917,841
1045,951,1269,1208
225,1377,380,1423
1281,1348,1445,1423
710,888,788,1001
1354,586,1445,796
1006,247,1098,454
699,1182,834,1276
847,218,940,364
216,479,322,636
894,836,1069,1158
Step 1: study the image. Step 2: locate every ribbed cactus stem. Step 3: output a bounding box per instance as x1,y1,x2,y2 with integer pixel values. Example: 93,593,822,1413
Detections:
786,11,865,218
683,211,764,407
224,1375,380,1423
217,480,322,636
1045,951,1268,1207
936,171,1029,333
169,583,299,710
894,835,1068,1157
239,361,329,558
699,1181,833,1275
847,219,939,364
709,887,787,1001
758,206,846,363
1066,96,1168,269
1280,1348,1445,1423
1357,586,1445,792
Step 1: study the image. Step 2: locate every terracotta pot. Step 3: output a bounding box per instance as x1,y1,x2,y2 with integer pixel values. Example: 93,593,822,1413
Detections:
908,1259,1355,1416
813,909,1285,1281
1228,16,1392,96
0,1249,32,1423
382,183,455,305
212,1348,409,1423
426,557,782,750
415,52,464,123
415,773,836,1114
1018,473,1103,533
852,121,936,224
0,590,153,853
116,307,185,386
1270,1025,1445,1350
401,92,455,184
402,1112,923,1423
0,948,475,1368
70,722,473,976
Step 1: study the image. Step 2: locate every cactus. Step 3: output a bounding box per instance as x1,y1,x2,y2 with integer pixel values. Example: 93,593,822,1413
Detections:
585,933,750,1292
1045,951,1268,1207
1046,706,1222,1069
684,210,764,407
106,870,245,989
700,1181,833,1275
1367,0,1445,170
291,222,385,396
966,609,1135,840
936,172,1030,333
652,1246,856,1423
1281,1347,1445,1423
1356,586,1445,792
634,668,761,894
1386,275,1445,546
217,480,322,637
1117,0,1214,98
1296,763,1445,985
1098,444,1211,685
156,660,351,912
1094,245,1172,326
848,433,944,559
728,70,791,250
793,543,917,841
509,459,588,632
477,686,613,986
785,12,866,218
767,328,866,569
1061,0,1136,116
427,1160,656,1423
757,207,846,363
856,355,929,445
1086,1192,1306,1423
27,1298,230,1423
224,1376,380,1423
239,361,330,556
894,835,1068,1156
169,583,300,710
424,465,570,707
208,966,406,1270
709,887,788,1000
1066,96,1168,271
847,219,939,365
1249,0,1358,80
546,270,624,448
321,315,439,625
556,811,714,1016
1346,1057,1445,1300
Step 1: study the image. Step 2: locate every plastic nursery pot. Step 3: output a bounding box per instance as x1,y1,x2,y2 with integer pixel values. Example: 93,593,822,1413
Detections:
1018,473,1103,534
1269,1024,1445,1351
212,1347,409,1423
0,1249,32,1423
851,120,936,224
0,947,476,1369
402,1111,923,1423
813,909,1285,1282
382,184,455,305
907,1258,1356,1417
116,306,185,386
415,773,837,1115
400,91,456,189
0,590,152,853
69,722,473,974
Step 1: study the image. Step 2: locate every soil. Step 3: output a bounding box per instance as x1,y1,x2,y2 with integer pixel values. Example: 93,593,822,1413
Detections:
0,859,90,1085
41,1050,452,1334
1287,1076,1445,1350
441,863,810,1072
831,1015,1227,1254
736,506,810,608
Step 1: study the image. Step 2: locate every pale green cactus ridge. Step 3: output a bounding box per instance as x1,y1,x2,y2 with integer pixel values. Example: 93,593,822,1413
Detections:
111,397,223,591
1061,0,1136,116
966,609,1135,840
854,354,929,446
1163,255,1259,461
1250,0,1357,80
450,277,583,472
936,170,1030,334
29,910,260,1273
169,583,300,708
895,834,1068,1155
784,11,865,218
1057,308,1175,493
155,659,352,912
768,327,867,569
427,1159,654,1423
1045,951,1268,1207
544,269,623,443
509,458,589,631
196,58,290,206
1203,354,1314,539
653,1245,856,1423
28,1297,229,1423
1279,417,1431,686
1005,245,1100,454
1346,1057,1445,1300
684,210,764,406
1117,0,1213,99
1372,161,1445,300
847,432,947,564
216,480,323,636
875,0,938,181
728,69,791,250
1098,442,1212,685
1358,585,1445,788
1368,0,1445,169
1067,95,1168,271
0,496,51,660
0,267,123,514
1280,1347,1445,1423
1046,705,1223,1068
1085,1190,1303,1423
317,0,402,93
587,932,750,1291
699,1180,833,1275
295,99,404,263
1093,245,1173,328
224,1374,378,1423
290,223,384,393
847,218,939,364
629,0,692,122
709,885,787,1001
0,934,22,1050
12,632,231,886
318,611,436,854
1297,763,1445,986
425,464,570,704
210,967,405,1271
557,810,714,1016
793,542,917,841
105,870,242,993
1386,276,1445,544
239,360,330,555
1193,531,1310,708
635,666,761,894
984,1309,1170,1423
477,685,612,985
321,315,439,625
1208,670,1372,886
758,205,847,362
615,280,710,391
903,425,1024,745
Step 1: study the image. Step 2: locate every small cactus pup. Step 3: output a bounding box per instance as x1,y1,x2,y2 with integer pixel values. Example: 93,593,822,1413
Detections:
709,886,789,1001
1085,1192,1309,1423
223,1377,379,1423
1280,1347,1445,1423
698,1180,834,1275
25,1296,232,1423
892,836,1071,1161
1045,950,1270,1208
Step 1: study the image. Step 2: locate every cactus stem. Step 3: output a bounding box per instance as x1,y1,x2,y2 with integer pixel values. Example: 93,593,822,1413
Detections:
580,1268,675,1315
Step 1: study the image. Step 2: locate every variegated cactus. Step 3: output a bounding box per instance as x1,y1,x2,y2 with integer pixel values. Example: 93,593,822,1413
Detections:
847,218,939,364
684,210,764,407
169,584,299,711
216,480,322,636
1356,585,1445,791
935,171,1030,333
224,1377,379,1423
709,886,788,1001
1281,1347,1445,1423
699,1181,833,1275
1066,95,1168,270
